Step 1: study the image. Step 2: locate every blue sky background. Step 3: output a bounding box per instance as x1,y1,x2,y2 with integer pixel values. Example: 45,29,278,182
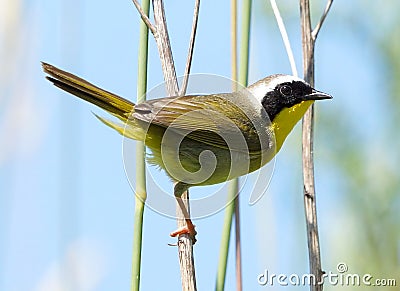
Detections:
1,0,399,290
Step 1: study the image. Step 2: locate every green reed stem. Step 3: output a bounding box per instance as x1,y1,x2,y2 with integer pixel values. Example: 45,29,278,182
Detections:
131,0,150,290
216,0,252,290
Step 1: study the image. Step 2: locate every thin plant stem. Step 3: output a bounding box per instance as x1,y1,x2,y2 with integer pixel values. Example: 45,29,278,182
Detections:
215,0,237,289
271,1,333,291
216,0,251,290
299,0,333,290
216,187,236,291
231,0,238,89
131,0,151,290
234,190,242,291
233,1,252,289
179,0,200,96
269,0,298,77
215,0,238,289
131,0,157,34
152,0,179,95
312,0,334,40
151,0,198,289
238,0,252,87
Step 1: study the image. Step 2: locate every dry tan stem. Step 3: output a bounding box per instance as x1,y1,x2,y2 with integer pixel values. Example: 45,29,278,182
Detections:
300,0,333,290
179,0,200,96
312,0,334,40
131,0,157,34
149,0,197,290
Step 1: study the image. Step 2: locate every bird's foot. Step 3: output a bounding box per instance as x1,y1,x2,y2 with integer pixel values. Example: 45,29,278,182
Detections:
170,219,197,244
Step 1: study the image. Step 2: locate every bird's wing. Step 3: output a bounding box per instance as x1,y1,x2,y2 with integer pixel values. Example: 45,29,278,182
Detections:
133,94,269,152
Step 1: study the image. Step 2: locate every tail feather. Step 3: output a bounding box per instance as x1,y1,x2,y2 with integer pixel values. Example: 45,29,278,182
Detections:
94,114,145,141
42,62,135,121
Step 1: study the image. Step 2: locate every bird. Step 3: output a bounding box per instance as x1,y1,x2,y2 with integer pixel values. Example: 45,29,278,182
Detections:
42,62,332,241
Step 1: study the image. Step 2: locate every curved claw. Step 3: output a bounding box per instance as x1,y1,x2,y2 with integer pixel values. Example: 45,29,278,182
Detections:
170,219,197,244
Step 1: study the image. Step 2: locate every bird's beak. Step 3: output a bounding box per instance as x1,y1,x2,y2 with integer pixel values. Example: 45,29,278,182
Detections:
303,89,332,101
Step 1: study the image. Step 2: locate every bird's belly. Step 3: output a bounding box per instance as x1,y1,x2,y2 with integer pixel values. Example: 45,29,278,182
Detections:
146,130,273,186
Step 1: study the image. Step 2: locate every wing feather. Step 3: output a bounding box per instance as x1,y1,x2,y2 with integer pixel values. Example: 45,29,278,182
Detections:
134,94,269,152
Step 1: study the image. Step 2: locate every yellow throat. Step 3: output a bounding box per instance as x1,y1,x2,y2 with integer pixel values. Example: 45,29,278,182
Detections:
271,100,314,153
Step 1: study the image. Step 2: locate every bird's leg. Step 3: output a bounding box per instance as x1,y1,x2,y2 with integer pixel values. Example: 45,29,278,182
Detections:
170,182,197,244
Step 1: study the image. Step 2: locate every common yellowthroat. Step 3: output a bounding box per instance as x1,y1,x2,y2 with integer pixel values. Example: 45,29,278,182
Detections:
42,62,331,239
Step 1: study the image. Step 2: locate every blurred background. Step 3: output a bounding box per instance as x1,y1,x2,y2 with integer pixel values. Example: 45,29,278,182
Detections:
0,0,399,290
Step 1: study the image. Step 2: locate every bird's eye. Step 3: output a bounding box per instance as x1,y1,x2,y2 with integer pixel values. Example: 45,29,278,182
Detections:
279,85,292,96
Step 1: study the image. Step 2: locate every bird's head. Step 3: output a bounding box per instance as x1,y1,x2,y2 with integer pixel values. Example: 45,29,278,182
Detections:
247,74,332,121
246,74,332,152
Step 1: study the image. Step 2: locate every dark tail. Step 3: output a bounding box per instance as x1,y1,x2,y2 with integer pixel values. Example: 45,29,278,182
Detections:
42,62,135,120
